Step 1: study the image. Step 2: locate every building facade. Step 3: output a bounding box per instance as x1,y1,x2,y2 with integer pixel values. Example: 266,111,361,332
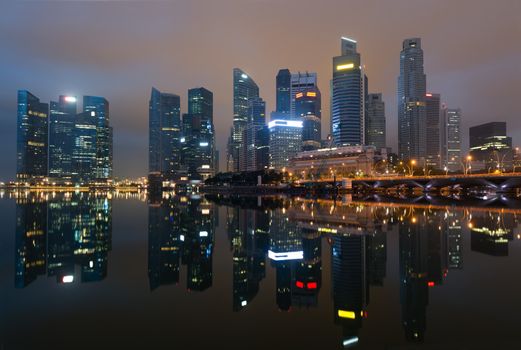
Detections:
440,107,462,172
149,88,182,178
83,96,113,180
290,72,318,117
181,87,215,179
295,89,321,151
276,69,291,116
243,97,268,171
269,119,303,170
425,93,441,168
365,93,386,151
228,68,260,172
469,122,512,170
398,38,427,162
331,37,366,146
49,95,77,179
16,90,49,181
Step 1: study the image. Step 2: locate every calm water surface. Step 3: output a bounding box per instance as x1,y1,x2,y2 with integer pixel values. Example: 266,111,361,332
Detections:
1,192,520,349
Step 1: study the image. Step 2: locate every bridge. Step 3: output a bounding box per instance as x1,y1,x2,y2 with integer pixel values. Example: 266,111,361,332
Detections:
297,172,521,192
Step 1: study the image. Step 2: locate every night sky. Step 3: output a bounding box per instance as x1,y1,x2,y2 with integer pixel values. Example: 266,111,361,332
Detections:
0,0,519,180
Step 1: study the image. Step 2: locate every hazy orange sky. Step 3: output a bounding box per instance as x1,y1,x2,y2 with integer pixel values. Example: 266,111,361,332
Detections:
0,0,519,179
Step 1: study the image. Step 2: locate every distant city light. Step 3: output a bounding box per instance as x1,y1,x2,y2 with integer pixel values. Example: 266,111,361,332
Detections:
199,231,208,237
341,36,357,43
241,300,247,307
268,120,303,129
336,63,354,71
199,142,209,147
342,337,359,348
64,96,76,103
62,275,74,283
337,309,356,319
241,73,248,79
268,250,303,261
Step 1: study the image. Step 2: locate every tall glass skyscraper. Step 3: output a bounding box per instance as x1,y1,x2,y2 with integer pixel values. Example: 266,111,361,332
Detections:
83,96,113,180
425,93,441,168
72,111,98,181
365,93,386,150
331,37,366,146
49,95,77,178
398,38,427,162
181,87,214,179
229,68,260,172
148,88,182,178
295,88,321,151
243,97,268,171
16,90,49,181
276,69,291,116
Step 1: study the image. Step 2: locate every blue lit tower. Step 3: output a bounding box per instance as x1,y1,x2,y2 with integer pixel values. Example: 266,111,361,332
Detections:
148,88,182,178
83,96,113,180
49,95,77,178
72,111,98,181
331,37,366,146
16,90,49,181
398,38,427,162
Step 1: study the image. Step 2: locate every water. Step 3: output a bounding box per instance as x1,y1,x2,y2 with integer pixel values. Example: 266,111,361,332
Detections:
1,191,520,349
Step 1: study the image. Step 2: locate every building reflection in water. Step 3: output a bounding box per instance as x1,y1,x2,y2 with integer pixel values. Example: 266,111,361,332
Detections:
148,193,216,292
14,192,521,346
15,192,112,288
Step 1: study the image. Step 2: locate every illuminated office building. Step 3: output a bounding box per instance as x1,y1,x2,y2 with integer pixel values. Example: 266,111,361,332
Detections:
49,95,77,178
243,97,268,171
295,88,321,151
440,107,462,172
16,90,49,181
469,122,512,170
268,118,303,170
83,96,113,180
182,87,215,179
425,93,441,168
228,68,260,171
290,72,318,117
72,111,98,181
331,37,366,146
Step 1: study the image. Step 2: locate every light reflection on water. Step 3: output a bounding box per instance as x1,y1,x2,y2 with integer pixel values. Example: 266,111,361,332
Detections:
2,192,521,349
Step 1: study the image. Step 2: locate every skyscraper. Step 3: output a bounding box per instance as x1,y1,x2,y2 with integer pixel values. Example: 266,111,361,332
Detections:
295,88,321,151
182,87,214,179
276,69,291,116
290,72,318,117
398,38,427,162
365,93,386,151
269,119,303,170
148,88,182,178
83,96,113,180
228,68,260,172
425,93,441,168
16,90,48,181
331,37,366,146
49,95,77,179
441,107,462,172
72,111,97,181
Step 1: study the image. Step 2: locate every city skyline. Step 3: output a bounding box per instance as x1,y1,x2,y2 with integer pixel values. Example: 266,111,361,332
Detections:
1,0,519,180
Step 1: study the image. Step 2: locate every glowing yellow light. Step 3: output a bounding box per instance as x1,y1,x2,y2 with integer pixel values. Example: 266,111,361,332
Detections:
306,92,317,97
295,92,304,99
338,310,356,319
336,63,354,71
